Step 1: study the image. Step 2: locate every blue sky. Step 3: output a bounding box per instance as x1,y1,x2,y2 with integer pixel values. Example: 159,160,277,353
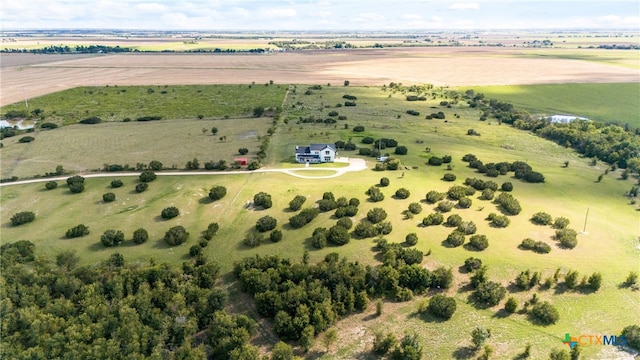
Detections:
1,1,639,30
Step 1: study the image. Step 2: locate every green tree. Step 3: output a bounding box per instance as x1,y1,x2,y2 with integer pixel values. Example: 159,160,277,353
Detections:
327,225,350,246
373,331,397,355
161,206,180,219
209,185,227,201
55,249,79,270
45,181,58,190
428,294,457,319
256,215,277,232
165,226,189,246
505,296,518,313
10,211,35,226
367,207,388,223
101,229,125,247
289,195,306,211
139,170,157,182
270,229,283,242
211,127,218,135
471,327,491,349
395,188,411,199
238,148,249,155
473,281,506,306
587,272,602,291
323,329,338,352
66,224,89,238
405,233,418,246
300,325,315,352
392,331,423,360
135,183,148,193
132,228,149,244
622,325,640,350
148,160,163,171
530,301,559,325
253,192,273,209
102,192,116,202
549,348,570,360
111,179,123,188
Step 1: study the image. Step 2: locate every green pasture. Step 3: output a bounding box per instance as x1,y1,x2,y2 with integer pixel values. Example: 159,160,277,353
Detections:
468,83,640,127
0,84,287,125
1,84,638,359
0,116,273,179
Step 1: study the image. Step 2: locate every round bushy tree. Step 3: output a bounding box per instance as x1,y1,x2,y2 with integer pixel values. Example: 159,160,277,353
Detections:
428,294,457,319
425,190,445,204
103,192,116,202
443,173,456,182
504,297,518,313
10,211,35,226
422,212,444,226
437,200,455,213
256,215,277,232
139,170,157,182
395,146,408,155
445,231,466,247
469,234,489,250
45,181,58,190
531,212,553,225
327,225,350,246
253,192,272,209
395,188,411,199
66,224,89,238
132,228,149,244
101,229,125,247
148,160,163,171
269,229,283,242
380,177,390,187
530,301,559,325
336,217,353,229
111,179,123,188
135,183,148,193
405,233,418,246
164,226,189,246
209,185,227,201
69,182,85,193
458,197,472,209
446,214,463,227
367,208,388,224
161,206,180,219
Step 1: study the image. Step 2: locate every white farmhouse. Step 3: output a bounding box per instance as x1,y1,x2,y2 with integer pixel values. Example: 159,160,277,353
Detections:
548,115,588,124
295,144,337,163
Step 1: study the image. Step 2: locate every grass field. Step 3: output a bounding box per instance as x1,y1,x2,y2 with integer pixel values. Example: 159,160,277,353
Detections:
468,83,640,127
1,85,638,359
0,84,287,124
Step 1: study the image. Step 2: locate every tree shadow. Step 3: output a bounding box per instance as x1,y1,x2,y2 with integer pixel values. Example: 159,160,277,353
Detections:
452,345,477,360
462,243,482,252
198,196,214,205
492,309,510,319
87,242,106,252
457,283,474,294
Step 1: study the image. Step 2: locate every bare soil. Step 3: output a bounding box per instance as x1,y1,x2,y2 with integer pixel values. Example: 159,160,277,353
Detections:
2,47,638,106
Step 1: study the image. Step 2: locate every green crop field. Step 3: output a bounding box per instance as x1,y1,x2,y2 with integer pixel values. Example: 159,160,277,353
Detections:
1,84,638,359
467,83,640,127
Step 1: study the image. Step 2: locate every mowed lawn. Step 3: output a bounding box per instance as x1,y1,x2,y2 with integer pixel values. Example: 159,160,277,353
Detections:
1,84,638,359
468,83,640,127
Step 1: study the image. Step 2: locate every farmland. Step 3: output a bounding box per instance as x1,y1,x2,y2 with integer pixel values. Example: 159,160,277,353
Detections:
2,79,639,359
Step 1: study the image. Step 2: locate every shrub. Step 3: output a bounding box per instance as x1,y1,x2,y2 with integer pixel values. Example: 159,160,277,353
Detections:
18,136,35,143
362,136,375,144
327,225,350,246
161,206,180,219
256,215,277,232
395,188,411,199
45,181,58,190
530,301,559,325
132,228,149,244
395,145,408,155
380,177,390,187
622,325,640,351
408,202,422,215
445,231,466,247
336,217,353,229
447,185,474,200
164,225,189,246
501,182,513,191
464,257,483,272
40,122,58,129
354,222,378,238
289,208,319,229
406,110,420,116
9,211,36,227
269,229,283,243
519,238,551,253
353,125,365,132
437,200,455,213
428,294,457,319
238,148,249,155
446,214,463,227
135,183,148,193
66,224,89,238
587,272,602,291
458,197,472,209
111,179,123,188
443,173,456,182
69,182,85,193
102,192,116,202
366,186,385,202
79,116,102,124
531,212,553,225
469,234,489,250
495,193,522,215
422,212,444,226
489,214,510,228
202,223,220,241
148,160,163,171
425,190,445,204
209,185,227,201
289,195,306,211
556,228,578,249
505,297,518,313
473,281,506,306
553,217,570,229
101,229,125,247
253,192,272,209
367,208,388,224
312,228,327,249
405,233,418,246
138,170,157,182
428,157,443,166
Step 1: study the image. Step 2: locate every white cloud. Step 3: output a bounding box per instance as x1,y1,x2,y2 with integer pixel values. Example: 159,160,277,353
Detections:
402,14,423,20
449,3,479,10
136,3,168,12
260,7,297,18
353,12,384,22
310,10,332,18
431,16,443,23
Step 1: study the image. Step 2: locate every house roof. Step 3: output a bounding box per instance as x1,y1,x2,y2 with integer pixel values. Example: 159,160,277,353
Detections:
295,144,336,154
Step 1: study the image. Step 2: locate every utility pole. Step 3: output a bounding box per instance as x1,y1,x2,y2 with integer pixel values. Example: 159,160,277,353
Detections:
582,207,589,234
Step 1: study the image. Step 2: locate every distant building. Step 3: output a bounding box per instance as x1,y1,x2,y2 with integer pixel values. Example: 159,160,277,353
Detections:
295,144,337,163
234,157,248,166
548,115,588,124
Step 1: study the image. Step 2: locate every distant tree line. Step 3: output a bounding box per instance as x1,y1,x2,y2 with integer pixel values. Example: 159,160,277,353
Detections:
1,45,135,54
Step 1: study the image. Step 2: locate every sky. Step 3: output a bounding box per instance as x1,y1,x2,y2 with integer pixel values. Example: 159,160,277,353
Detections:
1,0,639,31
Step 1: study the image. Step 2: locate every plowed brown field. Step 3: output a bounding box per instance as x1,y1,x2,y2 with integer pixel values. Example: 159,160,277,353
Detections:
2,47,638,106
